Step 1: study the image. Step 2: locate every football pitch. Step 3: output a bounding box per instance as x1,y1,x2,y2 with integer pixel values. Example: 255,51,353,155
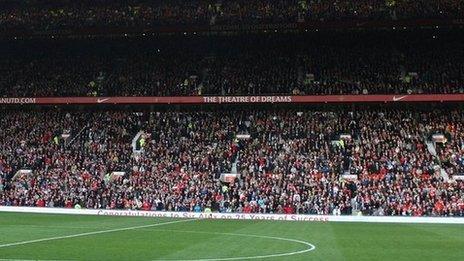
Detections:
0,212,463,261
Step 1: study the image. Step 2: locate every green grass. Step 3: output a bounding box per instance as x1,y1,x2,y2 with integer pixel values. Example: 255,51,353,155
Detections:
0,212,463,260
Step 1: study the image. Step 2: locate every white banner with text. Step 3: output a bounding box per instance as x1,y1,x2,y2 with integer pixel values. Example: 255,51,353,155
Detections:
0,206,463,224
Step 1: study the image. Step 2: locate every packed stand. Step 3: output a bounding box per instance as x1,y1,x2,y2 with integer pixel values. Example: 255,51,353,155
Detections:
0,32,463,97
1,0,463,31
0,108,463,216
227,109,463,216
0,110,235,209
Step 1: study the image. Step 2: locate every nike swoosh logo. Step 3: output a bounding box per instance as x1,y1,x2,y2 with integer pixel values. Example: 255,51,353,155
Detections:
393,95,407,101
97,98,110,103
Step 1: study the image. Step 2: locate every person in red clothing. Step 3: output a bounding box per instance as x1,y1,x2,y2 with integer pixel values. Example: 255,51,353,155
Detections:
142,201,151,211
243,203,252,213
283,204,294,214
434,200,445,214
65,199,73,208
413,207,423,216
36,198,45,207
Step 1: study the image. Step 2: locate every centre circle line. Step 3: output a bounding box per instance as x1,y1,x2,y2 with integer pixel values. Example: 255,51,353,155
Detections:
149,229,316,261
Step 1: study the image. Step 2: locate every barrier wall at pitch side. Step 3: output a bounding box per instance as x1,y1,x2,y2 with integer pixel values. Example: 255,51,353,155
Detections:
0,206,463,224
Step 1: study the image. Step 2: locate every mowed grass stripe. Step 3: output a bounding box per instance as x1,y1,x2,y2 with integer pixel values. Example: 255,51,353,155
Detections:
0,212,180,245
0,259,74,261
0,219,196,249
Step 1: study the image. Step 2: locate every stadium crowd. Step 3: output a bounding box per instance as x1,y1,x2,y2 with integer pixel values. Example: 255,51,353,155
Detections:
0,108,463,216
1,0,463,31
0,32,463,97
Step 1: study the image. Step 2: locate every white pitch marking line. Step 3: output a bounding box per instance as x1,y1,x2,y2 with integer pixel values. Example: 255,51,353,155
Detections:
150,229,316,261
0,219,195,249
